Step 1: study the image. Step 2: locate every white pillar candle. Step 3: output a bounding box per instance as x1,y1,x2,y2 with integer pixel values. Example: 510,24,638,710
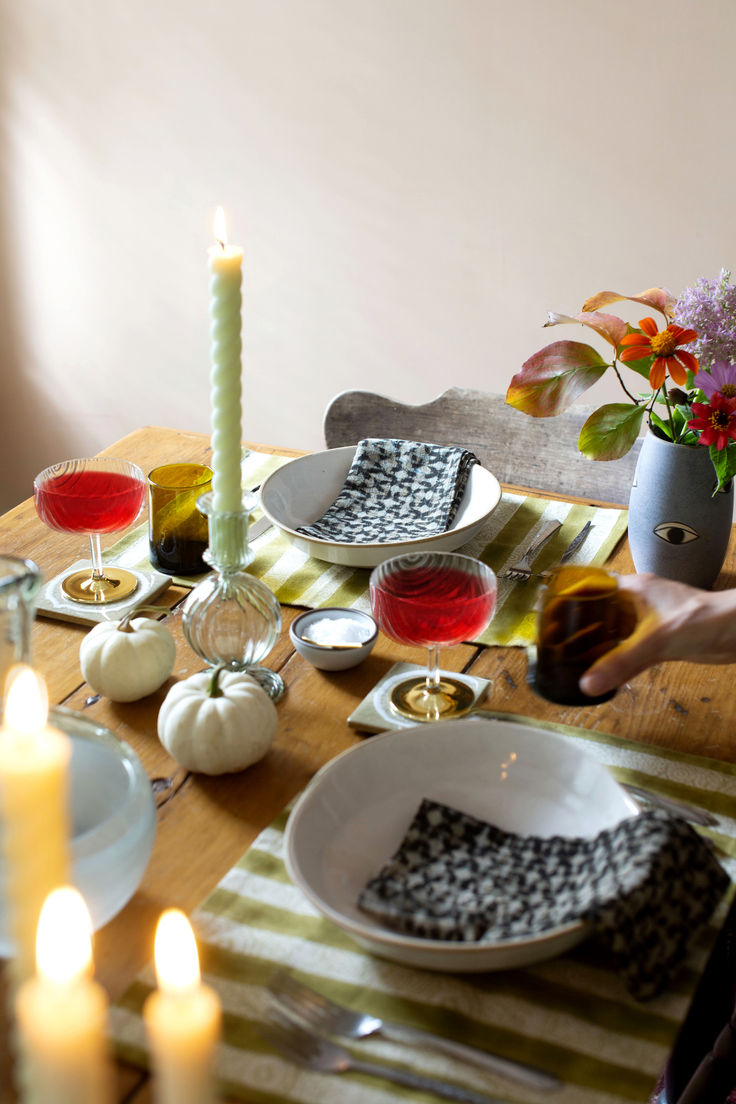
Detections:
15,887,111,1104
144,909,222,1104
209,206,243,516
0,666,70,988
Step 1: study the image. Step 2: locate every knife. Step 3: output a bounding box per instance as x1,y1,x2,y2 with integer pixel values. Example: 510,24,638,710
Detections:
248,514,274,541
558,519,593,563
537,520,593,578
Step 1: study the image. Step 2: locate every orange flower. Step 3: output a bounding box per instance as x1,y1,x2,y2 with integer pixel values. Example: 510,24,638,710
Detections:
619,317,699,389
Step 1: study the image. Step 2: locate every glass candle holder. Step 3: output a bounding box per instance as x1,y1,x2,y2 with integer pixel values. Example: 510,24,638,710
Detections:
181,494,283,701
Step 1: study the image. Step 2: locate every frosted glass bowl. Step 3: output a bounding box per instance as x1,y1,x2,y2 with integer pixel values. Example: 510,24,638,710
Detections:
0,707,156,956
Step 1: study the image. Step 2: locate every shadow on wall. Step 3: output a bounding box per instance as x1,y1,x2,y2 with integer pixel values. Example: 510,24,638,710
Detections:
0,20,81,514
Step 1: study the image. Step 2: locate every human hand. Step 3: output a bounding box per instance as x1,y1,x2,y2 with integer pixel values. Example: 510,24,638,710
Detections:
579,573,736,697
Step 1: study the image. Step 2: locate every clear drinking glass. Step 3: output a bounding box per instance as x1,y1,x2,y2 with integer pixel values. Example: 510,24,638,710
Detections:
0,555,42,701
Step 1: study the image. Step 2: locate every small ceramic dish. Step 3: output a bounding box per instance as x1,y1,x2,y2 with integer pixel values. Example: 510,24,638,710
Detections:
290,608,378,671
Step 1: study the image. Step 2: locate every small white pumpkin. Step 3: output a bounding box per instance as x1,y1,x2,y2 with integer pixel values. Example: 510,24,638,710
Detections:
80,608,176,702
157,665,277,775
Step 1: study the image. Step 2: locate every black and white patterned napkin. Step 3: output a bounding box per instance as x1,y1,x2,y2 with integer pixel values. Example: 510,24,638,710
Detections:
358,799,729,1000
297,439,479,543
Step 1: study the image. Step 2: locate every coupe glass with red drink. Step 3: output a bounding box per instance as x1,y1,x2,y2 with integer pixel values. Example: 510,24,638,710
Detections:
370,551,497,721
34,458,147,604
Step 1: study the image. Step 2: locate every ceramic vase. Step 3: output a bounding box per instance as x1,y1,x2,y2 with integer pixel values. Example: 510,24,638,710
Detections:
628,429,733,589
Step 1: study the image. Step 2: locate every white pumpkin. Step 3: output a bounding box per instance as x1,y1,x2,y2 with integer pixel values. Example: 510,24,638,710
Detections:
80,610,176,702
157,666,277,775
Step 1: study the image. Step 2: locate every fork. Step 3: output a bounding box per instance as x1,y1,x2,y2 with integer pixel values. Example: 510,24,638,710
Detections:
268,971,561,1092
260,1007,514,1104
498,519,562,581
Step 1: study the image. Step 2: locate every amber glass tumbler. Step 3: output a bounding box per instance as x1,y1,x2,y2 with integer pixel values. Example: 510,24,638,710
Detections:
148,463,213,575
533,565,623,705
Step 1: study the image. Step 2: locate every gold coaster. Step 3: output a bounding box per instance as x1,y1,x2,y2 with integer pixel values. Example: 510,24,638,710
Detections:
347,662,491,734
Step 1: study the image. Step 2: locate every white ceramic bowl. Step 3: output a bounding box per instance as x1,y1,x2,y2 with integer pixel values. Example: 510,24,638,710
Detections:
290,608,378,670
0,708,156,955
260,446,502,568
285,717,637,972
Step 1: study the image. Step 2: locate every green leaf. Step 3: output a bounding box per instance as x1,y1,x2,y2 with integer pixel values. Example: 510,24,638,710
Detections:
709,442,736,494
507,341,608,416
649,410,675,440
578,403,646,460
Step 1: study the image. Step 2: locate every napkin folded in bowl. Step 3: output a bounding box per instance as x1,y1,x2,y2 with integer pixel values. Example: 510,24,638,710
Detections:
358,799,729,1000
297,438,479,543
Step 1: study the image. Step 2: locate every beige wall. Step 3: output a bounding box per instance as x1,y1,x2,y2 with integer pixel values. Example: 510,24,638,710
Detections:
1,0,734,511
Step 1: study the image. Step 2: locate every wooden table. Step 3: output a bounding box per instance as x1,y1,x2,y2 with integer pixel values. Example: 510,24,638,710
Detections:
2,425,736,1102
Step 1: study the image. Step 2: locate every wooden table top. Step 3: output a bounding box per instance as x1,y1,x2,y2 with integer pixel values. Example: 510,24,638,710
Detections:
2,424,736,1102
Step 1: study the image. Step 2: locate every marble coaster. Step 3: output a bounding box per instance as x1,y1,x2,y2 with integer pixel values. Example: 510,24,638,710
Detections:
347,661,492,734
35,560,172,626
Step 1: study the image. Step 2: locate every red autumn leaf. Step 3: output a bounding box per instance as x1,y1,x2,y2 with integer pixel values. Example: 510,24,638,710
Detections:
581,287,677,319
506,340,608,417
543,310,628,349
578,403,646,461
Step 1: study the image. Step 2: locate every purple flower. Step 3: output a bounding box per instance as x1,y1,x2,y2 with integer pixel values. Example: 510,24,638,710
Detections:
697,359,736,400
675,269,736,368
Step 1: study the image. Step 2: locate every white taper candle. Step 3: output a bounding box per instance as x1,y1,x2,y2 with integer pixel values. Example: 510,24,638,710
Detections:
0,666,70,990
208,207,243,516
144,909,222,1104
15,888,111,1104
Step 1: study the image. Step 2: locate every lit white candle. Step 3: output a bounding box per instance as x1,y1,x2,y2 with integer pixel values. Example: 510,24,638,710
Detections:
0,666,70,988
209,206,243,516
144,909,222,1104
15,887,111,1104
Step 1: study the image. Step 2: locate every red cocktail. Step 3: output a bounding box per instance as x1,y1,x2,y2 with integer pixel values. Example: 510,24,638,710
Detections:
36,469,146,534
370,552,497,721
34,458,146,605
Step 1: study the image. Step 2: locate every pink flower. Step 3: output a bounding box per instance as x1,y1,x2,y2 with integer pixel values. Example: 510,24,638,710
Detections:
697,359,736,400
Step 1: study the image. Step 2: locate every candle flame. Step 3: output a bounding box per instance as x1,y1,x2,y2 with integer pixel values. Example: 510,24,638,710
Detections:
3,664,48,733
154,909,201,995
36,887,93,984
214,206,227,250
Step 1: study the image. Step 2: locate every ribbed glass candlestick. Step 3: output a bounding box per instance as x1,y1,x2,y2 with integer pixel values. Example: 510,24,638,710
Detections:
182,494,283,701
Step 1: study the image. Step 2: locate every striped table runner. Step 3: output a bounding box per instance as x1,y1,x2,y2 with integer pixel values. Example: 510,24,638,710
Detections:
110,716,736,1104
108,450,628,648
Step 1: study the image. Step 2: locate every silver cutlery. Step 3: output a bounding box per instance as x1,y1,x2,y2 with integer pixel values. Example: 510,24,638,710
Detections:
248,514,274,541
260,1007,517,1104
556,519,593,565
268,971,561,1092
621,783,718,827
498,519,562,582
533,520,594,580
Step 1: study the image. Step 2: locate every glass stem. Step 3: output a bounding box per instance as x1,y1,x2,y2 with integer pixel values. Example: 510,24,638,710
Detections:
88,533,105,580
426,644,441,693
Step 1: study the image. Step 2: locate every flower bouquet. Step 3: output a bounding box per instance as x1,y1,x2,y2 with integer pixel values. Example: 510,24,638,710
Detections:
506,269,736,493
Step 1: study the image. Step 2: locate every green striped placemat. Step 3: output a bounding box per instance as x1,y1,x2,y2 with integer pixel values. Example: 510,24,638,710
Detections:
109,717,736,1104
107,450,628,649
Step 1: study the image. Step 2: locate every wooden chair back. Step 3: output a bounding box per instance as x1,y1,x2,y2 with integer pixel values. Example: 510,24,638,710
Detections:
323,387,642,505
